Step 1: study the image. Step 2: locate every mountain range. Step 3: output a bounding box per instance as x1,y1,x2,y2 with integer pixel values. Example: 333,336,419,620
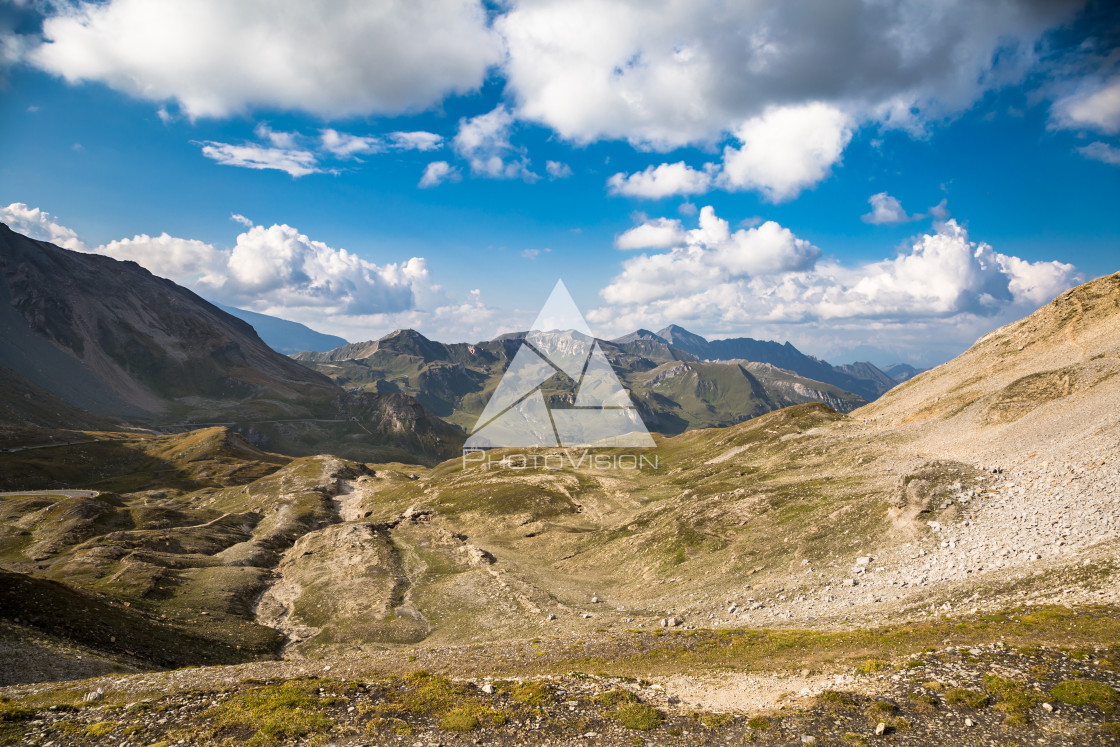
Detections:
292,324,908,435
0,222,911,449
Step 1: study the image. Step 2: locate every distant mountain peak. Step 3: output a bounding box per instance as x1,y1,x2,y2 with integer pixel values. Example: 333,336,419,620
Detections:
612,328,668,345
654,325,711,357
215,303,347,355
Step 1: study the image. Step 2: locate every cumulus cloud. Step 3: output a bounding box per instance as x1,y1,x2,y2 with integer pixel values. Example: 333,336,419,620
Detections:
862,192,912,225
607,162,714,199
453,105,537,181
1077,141,1120,166
1051,75,1120,134
498,0,1080,149
615,217,686,250
0,202,87,250
220,223,424,315
718,103,854,202
97,232,228,288
592,211,1082,337
418,161,460,188
25,0,502,119
602,206,821,305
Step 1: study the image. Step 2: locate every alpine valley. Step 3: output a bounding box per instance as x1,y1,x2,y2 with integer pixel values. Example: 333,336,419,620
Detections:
2,226,1119,746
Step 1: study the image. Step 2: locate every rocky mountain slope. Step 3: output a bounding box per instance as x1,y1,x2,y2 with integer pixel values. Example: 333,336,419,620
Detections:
0,223,462,463
0,222,340,421
294,328,868,435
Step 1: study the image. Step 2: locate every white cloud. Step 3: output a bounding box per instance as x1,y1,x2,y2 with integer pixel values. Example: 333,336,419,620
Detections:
419,161,460,188
320,128,444,159
319,129,384,159
521,248,551,259
602,206,821,305
221,223,425,315
862,192,912,225
1077,141,1120,166
203,126,445,176
1051,75,1120,134
592,213,1082,337
323,288,513,344
254,123,298,149
199,141,321,177
230,213,253,227
27,0,502,119
389,131,443,152
98,232,227,287
615,217,686,250
0,202,87,251
546,160,572,179
604,104,853,205
498,0,1077,149
717,103,853,202
607,162,713,199
928,199,951,221
453,105,537,180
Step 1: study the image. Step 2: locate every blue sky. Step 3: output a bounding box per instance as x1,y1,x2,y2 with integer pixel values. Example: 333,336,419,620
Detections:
1,0,1118,367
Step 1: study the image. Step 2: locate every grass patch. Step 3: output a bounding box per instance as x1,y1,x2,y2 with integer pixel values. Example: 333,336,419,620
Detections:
1051,680,1119,711
595,689,640,708
85,721,118,737
615,702,664,731
365,716,413,737
699,712,734,729
509,681,553,706
855,659,889,674
439,705,507,732
983,674,1040,725
203,679,336,746
908,692,939,714
401,671,461,715
0,702,35,722
815,690,858,711
596,689,663,731
945,688,989,708
747,715,770,730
